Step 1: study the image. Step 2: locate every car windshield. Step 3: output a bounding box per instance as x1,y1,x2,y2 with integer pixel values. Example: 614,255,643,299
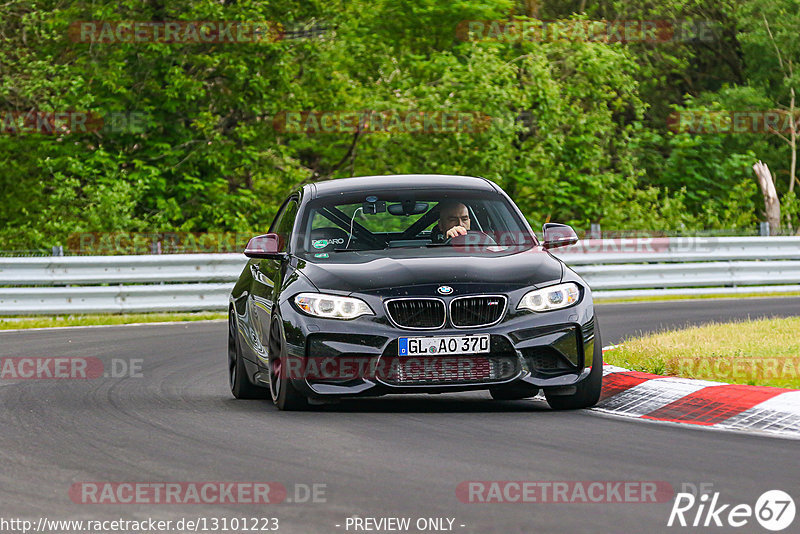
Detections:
295,190,535,257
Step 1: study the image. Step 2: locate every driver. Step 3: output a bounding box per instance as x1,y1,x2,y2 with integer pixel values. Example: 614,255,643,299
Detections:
437,201,471,239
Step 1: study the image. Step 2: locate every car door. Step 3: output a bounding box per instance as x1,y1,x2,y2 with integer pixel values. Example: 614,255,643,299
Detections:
248,196,299,359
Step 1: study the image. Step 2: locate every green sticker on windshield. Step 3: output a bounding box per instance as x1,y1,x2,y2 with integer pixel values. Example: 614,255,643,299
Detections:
314,253,329,258
312,239,328,249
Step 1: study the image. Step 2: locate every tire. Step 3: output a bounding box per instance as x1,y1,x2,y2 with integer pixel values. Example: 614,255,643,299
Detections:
228,309,267,399
267,317,309,411
545,324,603,410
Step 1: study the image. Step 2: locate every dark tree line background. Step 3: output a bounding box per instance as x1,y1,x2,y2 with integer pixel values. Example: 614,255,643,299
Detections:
2,0,799,250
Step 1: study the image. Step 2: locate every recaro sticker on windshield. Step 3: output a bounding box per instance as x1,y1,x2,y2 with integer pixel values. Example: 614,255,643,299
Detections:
312,238,344,249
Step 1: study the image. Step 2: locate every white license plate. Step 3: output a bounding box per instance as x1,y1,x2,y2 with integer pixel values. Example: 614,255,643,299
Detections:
398,334,490,356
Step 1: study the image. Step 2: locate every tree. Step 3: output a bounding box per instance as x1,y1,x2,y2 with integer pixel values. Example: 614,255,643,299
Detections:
753,161,781,234
737,0,800,231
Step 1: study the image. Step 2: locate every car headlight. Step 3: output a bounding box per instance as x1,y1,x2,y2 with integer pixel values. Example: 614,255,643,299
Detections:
518,283,580,312
293,293,374,319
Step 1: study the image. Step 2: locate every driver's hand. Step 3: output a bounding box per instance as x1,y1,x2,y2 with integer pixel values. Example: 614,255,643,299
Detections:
445,226,468,239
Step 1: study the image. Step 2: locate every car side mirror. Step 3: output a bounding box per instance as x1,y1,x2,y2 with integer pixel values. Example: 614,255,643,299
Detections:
542,223,578,249
244,233,287,259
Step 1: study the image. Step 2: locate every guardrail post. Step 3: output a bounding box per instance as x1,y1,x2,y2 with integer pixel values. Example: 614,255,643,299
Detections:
759,222,770,236
590,223,602,239
51,245,63,256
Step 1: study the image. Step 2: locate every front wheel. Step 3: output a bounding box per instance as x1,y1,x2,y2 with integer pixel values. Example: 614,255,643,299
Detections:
545,325,603,410
268,318,309,411
228,310,267,399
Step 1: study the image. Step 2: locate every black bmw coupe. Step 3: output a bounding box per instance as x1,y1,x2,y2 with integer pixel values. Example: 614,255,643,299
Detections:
228,175,602,410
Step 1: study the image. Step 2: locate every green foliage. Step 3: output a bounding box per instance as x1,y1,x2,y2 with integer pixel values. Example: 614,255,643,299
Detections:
2,0,800,250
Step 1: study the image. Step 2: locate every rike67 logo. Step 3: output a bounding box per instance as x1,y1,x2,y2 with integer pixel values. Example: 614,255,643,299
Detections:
668,489,795,531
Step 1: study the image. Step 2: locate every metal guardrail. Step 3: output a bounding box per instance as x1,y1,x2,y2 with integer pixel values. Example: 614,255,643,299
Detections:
0,284,233,314
552,236,800,264
0,254,244,286
0,254,243,314
1,237,798,314
553,236,800,298
573,261,800,289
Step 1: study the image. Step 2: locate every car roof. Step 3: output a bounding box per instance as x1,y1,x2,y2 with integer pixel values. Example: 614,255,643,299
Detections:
307,174,497,199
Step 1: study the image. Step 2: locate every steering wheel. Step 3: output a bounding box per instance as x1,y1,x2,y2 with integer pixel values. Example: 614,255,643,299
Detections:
441,231,498,247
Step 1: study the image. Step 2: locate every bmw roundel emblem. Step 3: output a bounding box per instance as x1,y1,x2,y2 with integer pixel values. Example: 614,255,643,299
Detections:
437,285,453,295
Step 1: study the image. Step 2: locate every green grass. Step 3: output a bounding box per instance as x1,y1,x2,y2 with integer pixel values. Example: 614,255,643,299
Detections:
595,291,800,304
605,317,800,389
0,311,226,330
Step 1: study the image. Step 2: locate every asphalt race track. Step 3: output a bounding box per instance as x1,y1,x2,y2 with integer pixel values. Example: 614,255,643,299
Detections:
2,298,799,534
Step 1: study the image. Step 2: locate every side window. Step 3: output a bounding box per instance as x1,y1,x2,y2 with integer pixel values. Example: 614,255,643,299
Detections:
270,200,299,252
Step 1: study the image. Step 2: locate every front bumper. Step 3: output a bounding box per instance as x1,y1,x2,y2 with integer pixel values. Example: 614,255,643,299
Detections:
276,287,596,399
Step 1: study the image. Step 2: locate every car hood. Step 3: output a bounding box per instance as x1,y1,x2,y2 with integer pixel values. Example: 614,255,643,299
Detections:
297,247,563,294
